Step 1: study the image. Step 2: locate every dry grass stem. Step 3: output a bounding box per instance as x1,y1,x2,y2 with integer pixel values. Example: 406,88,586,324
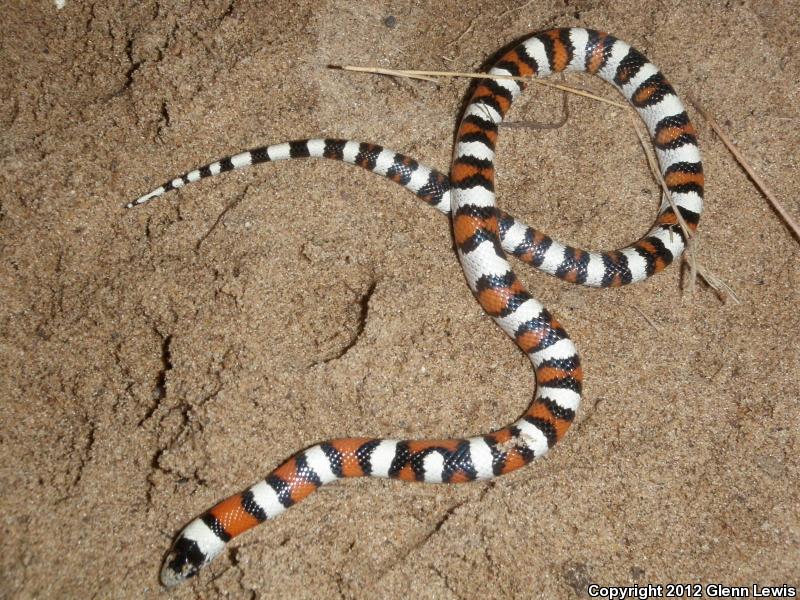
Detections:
337,65,629,108
630,115,698,290
631,305,661,332
502,80,569,130
696,262,740,304
339,65,439,83
447,19,477,48
688,96,800,243
628,112,735,301
496,0,536,19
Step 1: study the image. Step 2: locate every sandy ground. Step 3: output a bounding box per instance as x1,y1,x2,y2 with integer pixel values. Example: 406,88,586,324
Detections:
2,1,798,598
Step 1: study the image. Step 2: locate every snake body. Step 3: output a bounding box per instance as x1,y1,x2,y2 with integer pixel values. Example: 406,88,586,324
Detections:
130,28,703,587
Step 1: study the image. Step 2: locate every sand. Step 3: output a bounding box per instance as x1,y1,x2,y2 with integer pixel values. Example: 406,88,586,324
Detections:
1,1,798,598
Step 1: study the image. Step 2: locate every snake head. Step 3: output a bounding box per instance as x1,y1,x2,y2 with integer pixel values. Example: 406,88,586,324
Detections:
160,521,226,587
160,536,206,587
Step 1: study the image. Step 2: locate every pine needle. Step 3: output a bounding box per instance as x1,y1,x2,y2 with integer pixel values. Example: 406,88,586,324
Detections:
336,65,629,108
689,95,800,243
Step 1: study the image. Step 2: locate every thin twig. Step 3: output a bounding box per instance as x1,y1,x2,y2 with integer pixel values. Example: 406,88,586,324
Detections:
495,0,536,20
501,82,569,130
628,112,737,302
696,262,740,304
336,65,629,108
688,95,800,243
195,185,248,251
631,305,660,332
338,65,439,83
446,18,477,48
632,116,695,295
628,115,698,285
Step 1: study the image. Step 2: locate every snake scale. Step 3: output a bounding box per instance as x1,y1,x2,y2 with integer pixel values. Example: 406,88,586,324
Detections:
129,28,703,587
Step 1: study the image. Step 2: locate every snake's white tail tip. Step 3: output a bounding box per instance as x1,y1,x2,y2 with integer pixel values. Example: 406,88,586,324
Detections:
127,188,165,209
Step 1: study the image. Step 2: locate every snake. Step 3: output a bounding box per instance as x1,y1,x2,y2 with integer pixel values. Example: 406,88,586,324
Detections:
128,27,703,587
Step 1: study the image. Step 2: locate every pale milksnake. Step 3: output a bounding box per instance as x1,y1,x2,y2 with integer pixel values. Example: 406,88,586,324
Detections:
129,28,703,587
